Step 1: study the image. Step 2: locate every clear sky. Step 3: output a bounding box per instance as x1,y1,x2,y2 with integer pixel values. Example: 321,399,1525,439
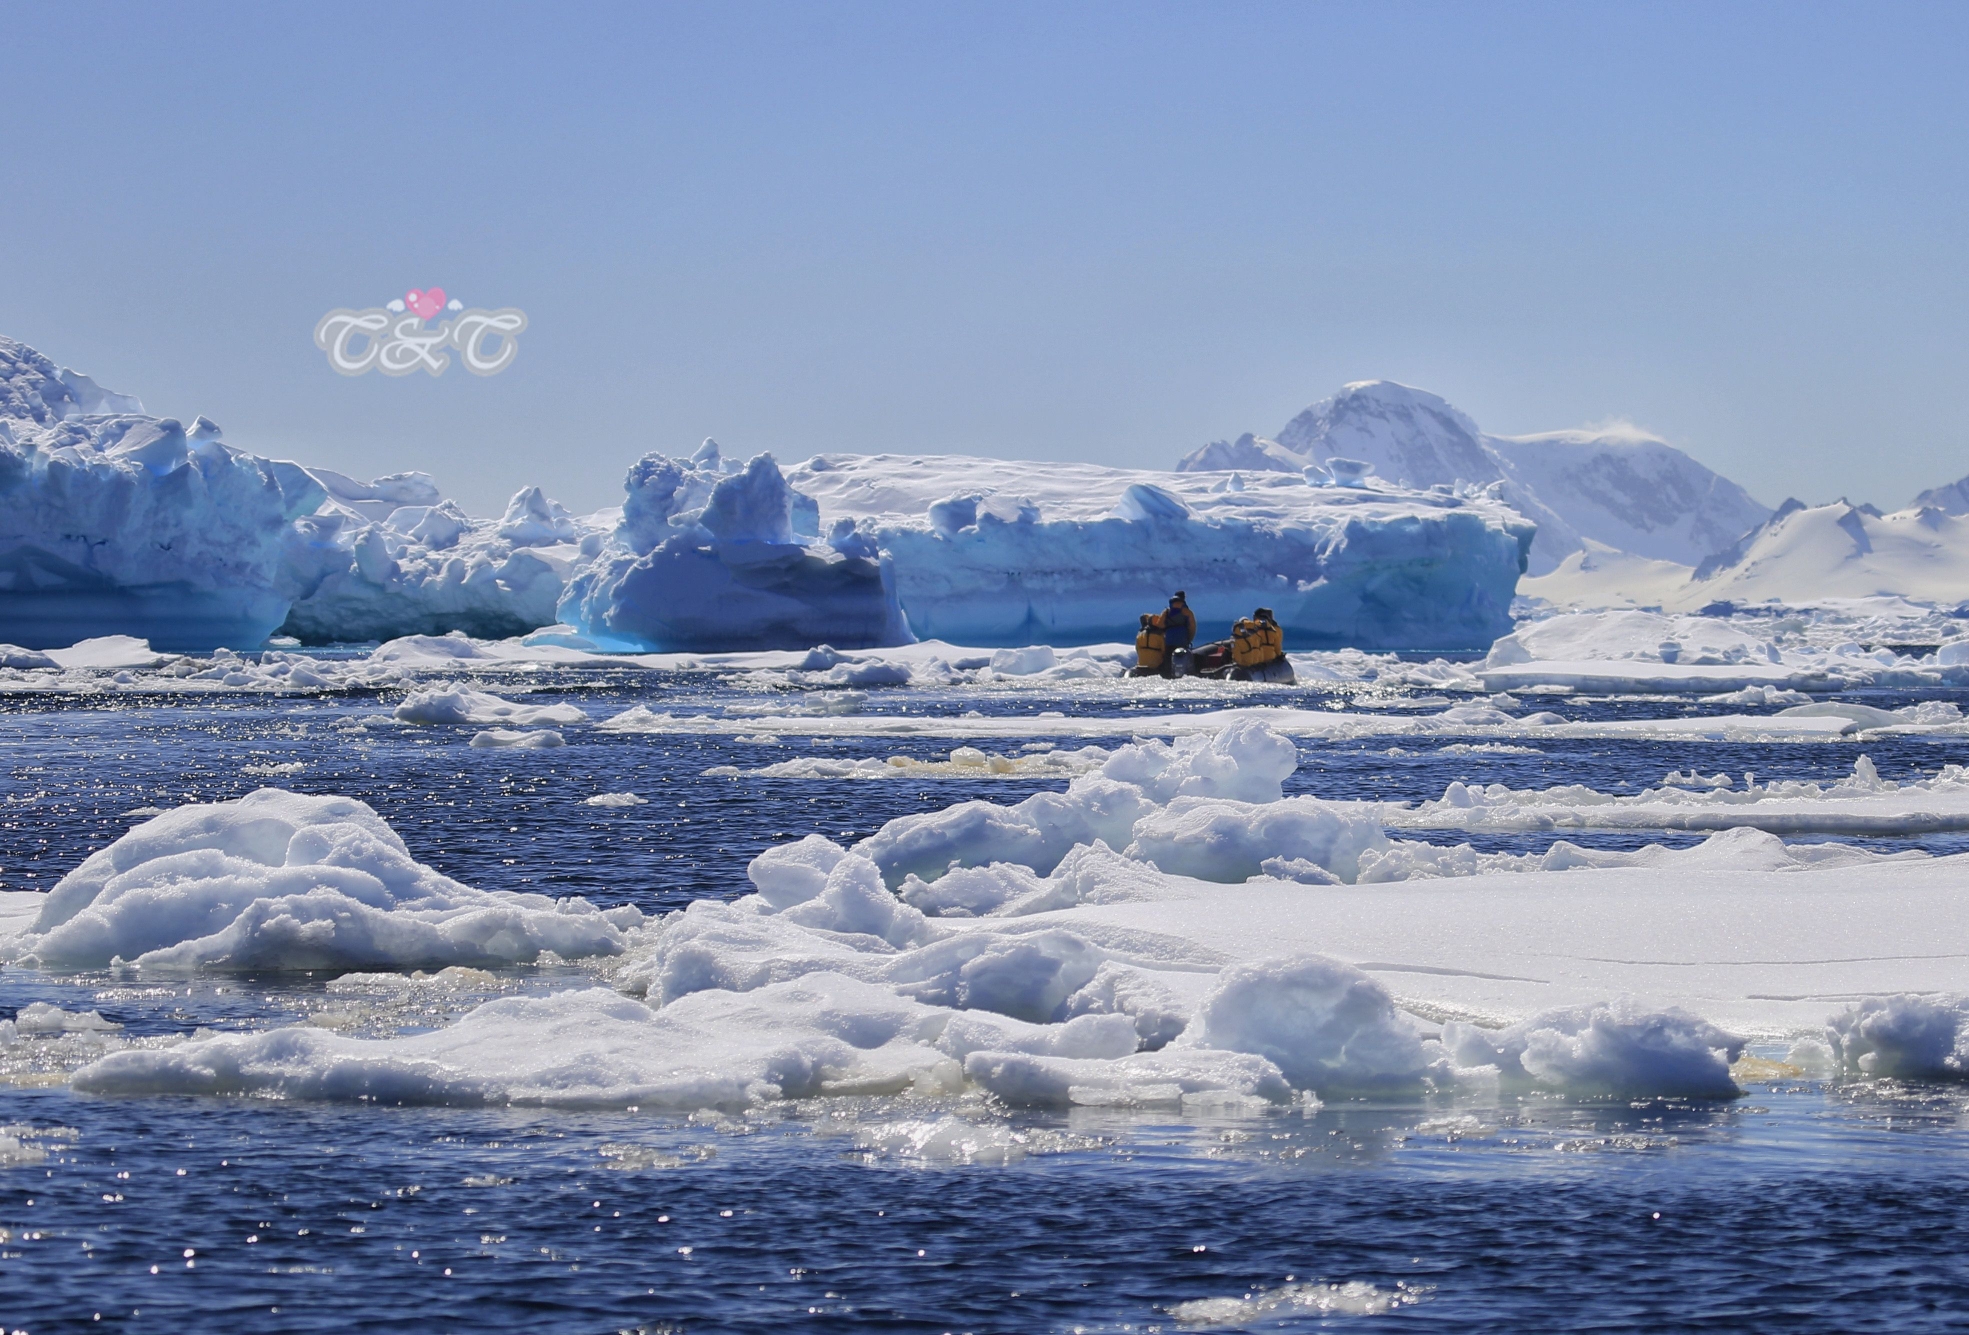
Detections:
3,1,1964,516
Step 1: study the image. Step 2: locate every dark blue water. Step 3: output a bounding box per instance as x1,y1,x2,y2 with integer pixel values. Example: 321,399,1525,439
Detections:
5,669,1969,1332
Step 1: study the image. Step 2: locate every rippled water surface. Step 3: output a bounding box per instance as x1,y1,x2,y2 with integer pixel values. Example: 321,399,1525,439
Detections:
5,668,1969,1332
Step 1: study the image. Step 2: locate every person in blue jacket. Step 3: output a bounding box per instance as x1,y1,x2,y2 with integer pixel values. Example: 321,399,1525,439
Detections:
1163,590,1196,653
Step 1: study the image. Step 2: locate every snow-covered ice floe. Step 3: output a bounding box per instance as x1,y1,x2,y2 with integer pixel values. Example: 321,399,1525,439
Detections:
1,789,638,971
1386,756,1969,836
392,683,587,727
608,697,1952,746
1480,607,1969,694
42,721,1969,1112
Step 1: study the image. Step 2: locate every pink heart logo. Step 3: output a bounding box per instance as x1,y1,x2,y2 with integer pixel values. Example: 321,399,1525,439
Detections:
404,287,447,321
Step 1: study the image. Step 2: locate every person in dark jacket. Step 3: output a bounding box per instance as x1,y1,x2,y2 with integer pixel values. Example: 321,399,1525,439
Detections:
1163,591,1196,652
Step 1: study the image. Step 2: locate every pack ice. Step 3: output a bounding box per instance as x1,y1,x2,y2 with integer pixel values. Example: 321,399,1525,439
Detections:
51,723,1841,1110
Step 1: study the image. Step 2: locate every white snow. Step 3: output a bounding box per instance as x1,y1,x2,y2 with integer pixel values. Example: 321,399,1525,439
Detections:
2,789,636,971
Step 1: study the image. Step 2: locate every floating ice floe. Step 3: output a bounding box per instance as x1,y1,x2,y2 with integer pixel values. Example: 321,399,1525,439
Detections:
2,788,639,971
469,728,565,749
1386,755,1969,836
703,744,1114,781
1481,607,1969,694
393,684,587,727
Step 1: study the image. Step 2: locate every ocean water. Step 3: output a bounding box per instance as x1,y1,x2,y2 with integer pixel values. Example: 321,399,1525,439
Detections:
4,668,1969,1332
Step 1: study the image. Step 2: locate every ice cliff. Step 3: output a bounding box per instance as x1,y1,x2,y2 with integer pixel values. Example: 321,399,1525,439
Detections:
771,450,1531,650
2,337,1528,653
0,336,610,650
1180,381,1770,576
0,337,324,650
561,440,912,652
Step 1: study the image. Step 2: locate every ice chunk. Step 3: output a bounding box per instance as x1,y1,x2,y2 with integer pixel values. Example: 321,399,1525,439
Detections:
468,728,565,748
1126,796,1389,884
393,685,587,727
1825,994,1969,1080
1443,1001,1745,1098
747,835,850,909
6,788,627,971
1178,955,1427,1093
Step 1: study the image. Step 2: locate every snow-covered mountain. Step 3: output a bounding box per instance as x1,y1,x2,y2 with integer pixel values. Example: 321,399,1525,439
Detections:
1911,473,1969,515
1181,381,1770,575
1689,498,1969,605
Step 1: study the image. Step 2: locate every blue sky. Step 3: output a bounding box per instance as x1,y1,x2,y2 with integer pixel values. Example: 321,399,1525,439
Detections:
3,1,1964,515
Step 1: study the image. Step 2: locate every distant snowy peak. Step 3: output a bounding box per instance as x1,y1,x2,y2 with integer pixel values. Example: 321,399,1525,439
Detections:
1911,473,1969,515
1179,380,1769,574
1176,432,1303,473
1275,381,1497,489
1691,497,1969,603
1487,428,1769,571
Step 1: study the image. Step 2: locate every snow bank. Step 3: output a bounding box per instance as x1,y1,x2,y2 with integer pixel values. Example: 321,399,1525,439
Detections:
4,789,635,971
783,448,1531,650
562,446,911,652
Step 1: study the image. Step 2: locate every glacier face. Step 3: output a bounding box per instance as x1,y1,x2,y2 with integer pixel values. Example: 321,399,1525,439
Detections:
1182,380,1770,576
777,452,1533,650
278,468,611,645
0,337,323,650
561,443,911,652
1,337,1526,654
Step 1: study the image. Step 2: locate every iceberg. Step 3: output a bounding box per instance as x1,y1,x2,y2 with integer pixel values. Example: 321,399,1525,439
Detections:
0,337,323,650
563,444,910,652
3,788,636,971
0,336,608,650
279,468,612,644
774,448,1532,650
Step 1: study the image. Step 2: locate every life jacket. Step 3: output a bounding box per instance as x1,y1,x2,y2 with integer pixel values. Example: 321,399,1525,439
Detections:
1231,617,1284,667
1135,612,1167,669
